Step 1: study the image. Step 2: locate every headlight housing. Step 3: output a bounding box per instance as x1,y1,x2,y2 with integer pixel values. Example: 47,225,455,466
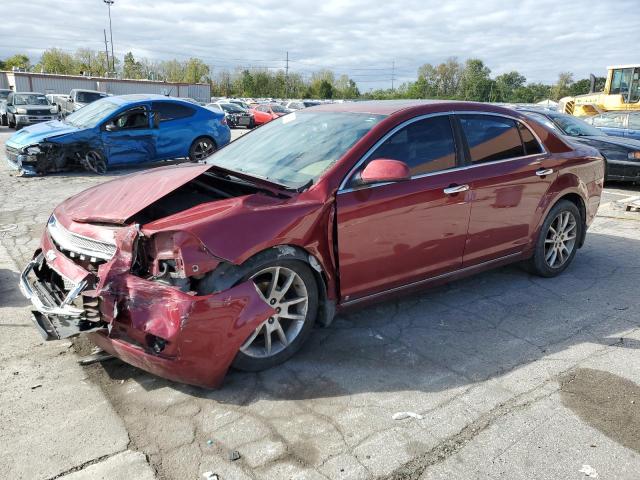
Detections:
26,146,41,155
16,108,27,114
628,151,640,160
50,107,58,114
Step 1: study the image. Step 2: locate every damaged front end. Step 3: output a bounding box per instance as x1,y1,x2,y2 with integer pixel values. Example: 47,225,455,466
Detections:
20,214,274,388
8,141,106,176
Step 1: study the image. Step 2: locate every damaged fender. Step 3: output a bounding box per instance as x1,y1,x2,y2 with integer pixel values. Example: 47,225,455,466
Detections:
89,278,275,388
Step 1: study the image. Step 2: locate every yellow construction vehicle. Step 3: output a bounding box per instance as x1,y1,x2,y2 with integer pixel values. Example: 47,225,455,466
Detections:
559,65,640,117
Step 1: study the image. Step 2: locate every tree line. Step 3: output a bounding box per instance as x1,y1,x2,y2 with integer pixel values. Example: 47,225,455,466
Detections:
1,50,602,102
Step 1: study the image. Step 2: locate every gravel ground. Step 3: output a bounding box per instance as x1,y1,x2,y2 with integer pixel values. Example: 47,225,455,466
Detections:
1,123,640,480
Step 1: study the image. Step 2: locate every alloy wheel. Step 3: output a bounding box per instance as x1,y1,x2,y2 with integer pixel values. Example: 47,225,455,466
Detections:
192,139,215,161
240,266,309,358
544,211,577,268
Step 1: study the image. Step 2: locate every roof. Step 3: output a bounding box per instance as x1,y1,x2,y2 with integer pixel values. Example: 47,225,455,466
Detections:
105,94,196,105
607,65,640,70
309,99,519,116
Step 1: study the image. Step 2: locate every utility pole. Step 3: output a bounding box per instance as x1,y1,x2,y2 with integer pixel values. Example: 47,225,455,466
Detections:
104,0,115,73
103,29,110,75
391,60,395,91
285,51,289,98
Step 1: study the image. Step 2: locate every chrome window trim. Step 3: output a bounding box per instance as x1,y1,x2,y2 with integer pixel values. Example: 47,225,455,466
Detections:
337,110,548,194
338,112,548,194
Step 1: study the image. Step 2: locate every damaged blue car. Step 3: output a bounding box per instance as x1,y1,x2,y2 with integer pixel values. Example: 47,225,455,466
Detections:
4,94,230,175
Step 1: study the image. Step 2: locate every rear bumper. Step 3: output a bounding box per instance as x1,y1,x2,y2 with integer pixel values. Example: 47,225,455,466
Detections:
20,230,274,388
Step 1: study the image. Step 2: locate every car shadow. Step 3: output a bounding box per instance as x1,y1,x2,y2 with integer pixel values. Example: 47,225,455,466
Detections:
97,231,640,402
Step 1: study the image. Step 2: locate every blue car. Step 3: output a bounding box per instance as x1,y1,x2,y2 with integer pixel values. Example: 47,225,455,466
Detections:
584,111,640,141
4,94,231,175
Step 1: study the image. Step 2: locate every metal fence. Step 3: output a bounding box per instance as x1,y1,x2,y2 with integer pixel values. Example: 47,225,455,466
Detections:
0,72,210,102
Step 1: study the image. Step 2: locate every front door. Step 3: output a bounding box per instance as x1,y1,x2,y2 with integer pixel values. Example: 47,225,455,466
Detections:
455,114,553,266
101,105,157,165
336,114,473,301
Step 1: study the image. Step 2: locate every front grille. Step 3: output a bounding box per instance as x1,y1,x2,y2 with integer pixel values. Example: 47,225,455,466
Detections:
29,109,51,116
48,215,116,262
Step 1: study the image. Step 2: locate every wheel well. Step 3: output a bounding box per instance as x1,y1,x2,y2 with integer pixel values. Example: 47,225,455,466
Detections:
197,245,335,327
556,193,587,247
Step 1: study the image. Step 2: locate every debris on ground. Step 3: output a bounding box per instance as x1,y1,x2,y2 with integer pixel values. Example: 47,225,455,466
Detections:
392,411,423,420
579,464,599,478
78,349,115,366
202,472,219,480
206,439,214,446
31,384,42,390
228,450,241,461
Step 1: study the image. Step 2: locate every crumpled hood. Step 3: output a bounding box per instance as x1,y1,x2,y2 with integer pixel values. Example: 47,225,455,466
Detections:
55,163,212,224
6,120,81,149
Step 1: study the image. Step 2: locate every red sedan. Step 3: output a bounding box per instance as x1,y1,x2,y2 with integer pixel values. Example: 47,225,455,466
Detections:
20,101,604,388
249,103,289,125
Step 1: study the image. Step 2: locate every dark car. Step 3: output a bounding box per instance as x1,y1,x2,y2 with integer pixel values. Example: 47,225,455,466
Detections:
5,94,231,175
20,101,603,388
4,92,58,129
584,111,640,141
519,108,640,182
218,102,255,128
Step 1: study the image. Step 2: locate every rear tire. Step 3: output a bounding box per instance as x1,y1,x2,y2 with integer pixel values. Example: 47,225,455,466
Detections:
188,136,216,162
527,200,582,277
1,114,6,127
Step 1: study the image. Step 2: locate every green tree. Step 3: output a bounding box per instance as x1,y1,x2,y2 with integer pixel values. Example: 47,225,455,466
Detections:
458,59,493,101
39,48,76,74
123,51,144,79
494,71,526,102
5,53,30,70
568,76,606,96
317,79,333,99
183,58,209,83
75,48,108,76
551,72,573,100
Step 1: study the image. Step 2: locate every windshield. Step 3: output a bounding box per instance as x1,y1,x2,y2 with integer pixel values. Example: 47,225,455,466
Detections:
206,111,385,188
64,98,121,128
549,113,604,137
221,104,245,113
270,104,287,113
14,94,49,106
76,91,106,103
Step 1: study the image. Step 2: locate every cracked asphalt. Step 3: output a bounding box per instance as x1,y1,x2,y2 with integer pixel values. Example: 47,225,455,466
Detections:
1,125,640,479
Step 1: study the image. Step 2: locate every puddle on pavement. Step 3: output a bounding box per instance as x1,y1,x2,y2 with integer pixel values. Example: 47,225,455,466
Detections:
560,368,640,453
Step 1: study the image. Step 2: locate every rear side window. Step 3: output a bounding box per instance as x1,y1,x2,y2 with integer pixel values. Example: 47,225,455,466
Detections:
367,115,457,176
152,102,194,122
517,122,543,155
459,115,525,163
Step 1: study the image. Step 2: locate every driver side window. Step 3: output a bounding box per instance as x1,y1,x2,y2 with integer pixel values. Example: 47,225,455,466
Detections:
351,115,457,186
109,106,149,130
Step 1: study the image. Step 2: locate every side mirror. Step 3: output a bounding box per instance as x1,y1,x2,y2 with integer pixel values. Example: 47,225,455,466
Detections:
69,97,73,103
360,158,411,185
105,123,117,132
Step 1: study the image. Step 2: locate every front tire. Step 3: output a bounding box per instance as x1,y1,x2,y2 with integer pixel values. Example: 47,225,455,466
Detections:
188,136,216,162
528,200,582,277
1,114,6,127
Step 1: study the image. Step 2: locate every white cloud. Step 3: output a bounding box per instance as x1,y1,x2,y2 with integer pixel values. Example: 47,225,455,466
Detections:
1,0,638,90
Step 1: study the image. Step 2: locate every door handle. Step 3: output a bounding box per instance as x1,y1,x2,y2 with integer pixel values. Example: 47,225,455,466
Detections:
443,184,470,195
536,168,554,177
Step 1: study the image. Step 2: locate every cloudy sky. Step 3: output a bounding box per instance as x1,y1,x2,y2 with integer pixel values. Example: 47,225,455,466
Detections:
1,0,638,90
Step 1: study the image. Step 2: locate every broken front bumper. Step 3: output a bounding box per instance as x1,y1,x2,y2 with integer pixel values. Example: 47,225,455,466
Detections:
20,231,274,388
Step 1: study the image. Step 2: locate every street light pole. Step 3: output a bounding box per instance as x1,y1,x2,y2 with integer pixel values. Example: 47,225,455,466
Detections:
104,0,115,74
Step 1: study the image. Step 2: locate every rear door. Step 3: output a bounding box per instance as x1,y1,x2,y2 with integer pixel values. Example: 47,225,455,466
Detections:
151,101,197,159
336,114,473,302
456,114,552,267
101,105,156,165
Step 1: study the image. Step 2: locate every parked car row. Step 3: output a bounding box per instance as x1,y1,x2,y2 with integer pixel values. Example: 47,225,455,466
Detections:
583,111,640,141
18,100,604,387
514,107,640,182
